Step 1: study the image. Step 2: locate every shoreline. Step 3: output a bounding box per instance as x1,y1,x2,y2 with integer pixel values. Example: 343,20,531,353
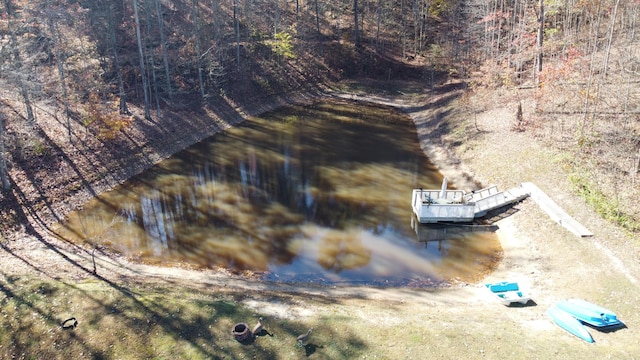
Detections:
3,81,512,291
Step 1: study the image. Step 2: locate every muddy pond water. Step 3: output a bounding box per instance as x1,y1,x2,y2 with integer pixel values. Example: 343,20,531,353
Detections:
54,99,502,287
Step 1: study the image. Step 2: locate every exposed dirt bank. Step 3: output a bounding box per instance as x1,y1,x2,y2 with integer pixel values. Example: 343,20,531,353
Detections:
2,81,639,358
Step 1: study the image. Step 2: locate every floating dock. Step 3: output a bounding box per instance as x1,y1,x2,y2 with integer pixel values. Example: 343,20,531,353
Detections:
411,179,593,238
411,179,530,224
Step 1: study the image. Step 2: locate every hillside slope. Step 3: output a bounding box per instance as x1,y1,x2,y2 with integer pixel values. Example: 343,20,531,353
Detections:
1,2,638,238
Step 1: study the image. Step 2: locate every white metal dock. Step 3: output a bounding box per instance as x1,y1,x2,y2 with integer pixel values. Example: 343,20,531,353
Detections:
412,179,593,238
411,179,530,223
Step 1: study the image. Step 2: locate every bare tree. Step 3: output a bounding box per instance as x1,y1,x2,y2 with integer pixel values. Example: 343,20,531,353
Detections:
354,0,361,47
0,111,9,191
155,0,173,99
44,0,72,143
192,0,206,100
4,0,36,125
132,0,152,120
602,0,621,79
103,2,131,115
143,0,161,117
234,0,241,73
581,1,604,134
535,0,544,85
314,0,323,56
375,0,382,51
273,0,281,42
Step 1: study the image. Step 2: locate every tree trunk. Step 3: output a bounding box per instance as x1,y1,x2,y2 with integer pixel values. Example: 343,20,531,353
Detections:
314,0,323,57
489,0,497,59
144,1,161,116
535,0,544,85
274,0,280,36
581,1,603,135
234,0,240,73
105,2,130,115
418,0,426,54
496,0,504,58
191,0,205,100
5,0,36,125
401,0,406,58
602,0,621,79
45,0,72,143
132,0,152,120
0,112,10,191
354,0,360,47
315,0,321,37
155,0,173,99
375,0,382,52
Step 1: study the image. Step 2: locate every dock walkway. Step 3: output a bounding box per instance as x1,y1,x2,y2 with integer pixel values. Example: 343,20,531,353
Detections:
465,184,530,218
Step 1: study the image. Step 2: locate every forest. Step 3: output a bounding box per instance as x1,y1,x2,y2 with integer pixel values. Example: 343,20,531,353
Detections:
1,0,639,232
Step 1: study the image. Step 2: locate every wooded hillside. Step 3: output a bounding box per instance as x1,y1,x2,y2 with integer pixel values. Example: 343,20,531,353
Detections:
1,0,639,233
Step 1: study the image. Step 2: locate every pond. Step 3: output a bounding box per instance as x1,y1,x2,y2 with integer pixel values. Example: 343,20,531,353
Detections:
53,99,502,287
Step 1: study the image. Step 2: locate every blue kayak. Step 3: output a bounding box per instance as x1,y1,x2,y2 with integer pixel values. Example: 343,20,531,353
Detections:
555,298,621,327
547,305,594,343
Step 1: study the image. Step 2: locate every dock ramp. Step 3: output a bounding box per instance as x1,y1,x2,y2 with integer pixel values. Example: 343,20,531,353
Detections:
466,184,531,217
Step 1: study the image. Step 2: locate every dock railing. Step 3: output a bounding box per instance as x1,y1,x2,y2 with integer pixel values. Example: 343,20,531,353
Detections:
412,189,475,223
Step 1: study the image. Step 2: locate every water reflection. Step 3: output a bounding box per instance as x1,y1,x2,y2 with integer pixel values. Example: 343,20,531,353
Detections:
53,99,502,286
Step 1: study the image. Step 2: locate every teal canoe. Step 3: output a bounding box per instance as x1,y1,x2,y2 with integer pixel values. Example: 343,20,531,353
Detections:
555,298,621,327
547,305,594,343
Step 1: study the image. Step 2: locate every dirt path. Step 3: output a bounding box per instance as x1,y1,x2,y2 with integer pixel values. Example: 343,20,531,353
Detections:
2,82,640,358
